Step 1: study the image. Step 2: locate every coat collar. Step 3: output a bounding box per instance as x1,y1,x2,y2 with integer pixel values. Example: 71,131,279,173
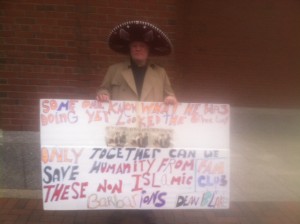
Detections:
121,60,156,100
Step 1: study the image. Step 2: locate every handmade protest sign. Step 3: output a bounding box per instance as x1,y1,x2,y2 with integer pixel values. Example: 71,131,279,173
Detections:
40,100,230,210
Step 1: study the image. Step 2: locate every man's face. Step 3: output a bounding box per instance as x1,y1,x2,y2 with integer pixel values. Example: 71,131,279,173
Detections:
129,41,149,65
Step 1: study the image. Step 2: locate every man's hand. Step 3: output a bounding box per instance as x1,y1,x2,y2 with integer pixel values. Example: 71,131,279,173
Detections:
164,95,178,105
96,92,110,102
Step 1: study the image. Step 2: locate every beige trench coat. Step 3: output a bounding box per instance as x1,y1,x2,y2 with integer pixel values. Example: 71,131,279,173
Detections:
98,61,175,102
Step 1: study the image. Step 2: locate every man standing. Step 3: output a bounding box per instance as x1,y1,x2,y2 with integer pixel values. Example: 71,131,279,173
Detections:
97,20,177,224
97,20,177,105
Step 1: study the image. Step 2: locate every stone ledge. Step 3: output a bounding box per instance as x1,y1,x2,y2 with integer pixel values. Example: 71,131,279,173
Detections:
0,189,42,199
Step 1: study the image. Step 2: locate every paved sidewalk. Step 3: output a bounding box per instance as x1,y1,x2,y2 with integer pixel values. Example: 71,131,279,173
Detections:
1,198,300,224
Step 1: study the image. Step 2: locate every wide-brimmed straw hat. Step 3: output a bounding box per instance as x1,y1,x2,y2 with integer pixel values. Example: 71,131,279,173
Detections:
108,20,173,56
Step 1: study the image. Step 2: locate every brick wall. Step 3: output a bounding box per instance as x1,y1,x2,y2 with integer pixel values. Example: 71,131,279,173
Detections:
1,0,300,131
175,0,300,107
0,0,179,131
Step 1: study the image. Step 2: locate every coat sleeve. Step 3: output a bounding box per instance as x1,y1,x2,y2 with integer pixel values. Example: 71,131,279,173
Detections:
96,65,115,97
162,68,176,98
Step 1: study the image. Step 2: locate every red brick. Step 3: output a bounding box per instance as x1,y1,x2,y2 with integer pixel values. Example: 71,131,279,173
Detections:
7,91,36,98
26,38,45,45
57,19,76,27
15,17,36,25
1,30,16,37
36,18,58,26
36,86,59,92
17,3,37,11
3,199,18,209
2,105,19,114
0,215,18,222
25,200,39,210
0,85,37,92
0,199,9,209
1,124,23,131
0,44,16,50
8,209,32,216
5,37,27,45
24,79,49,86
28,210,43,221
46,39,66,47
36,4,56,11
40,214,64,222
56,5,76,12
1,112,22,119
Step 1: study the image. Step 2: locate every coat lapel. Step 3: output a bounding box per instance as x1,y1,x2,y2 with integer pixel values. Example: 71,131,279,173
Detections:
121,61,156,101
141,65,155,101
121,66,138,96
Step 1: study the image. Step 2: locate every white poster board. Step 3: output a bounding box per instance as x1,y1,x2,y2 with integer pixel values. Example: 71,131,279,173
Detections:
40,100,230,210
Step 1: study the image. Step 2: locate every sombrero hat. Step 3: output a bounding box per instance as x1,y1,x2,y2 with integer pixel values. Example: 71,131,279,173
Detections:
108,20,173,56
